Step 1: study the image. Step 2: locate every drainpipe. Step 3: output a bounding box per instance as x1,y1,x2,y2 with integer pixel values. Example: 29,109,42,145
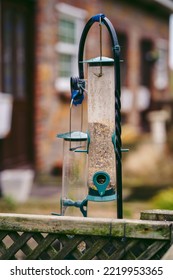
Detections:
0,1,2,197
0,0,2,90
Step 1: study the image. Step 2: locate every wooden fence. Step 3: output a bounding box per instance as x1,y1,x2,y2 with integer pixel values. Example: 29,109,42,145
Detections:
0,210,173,260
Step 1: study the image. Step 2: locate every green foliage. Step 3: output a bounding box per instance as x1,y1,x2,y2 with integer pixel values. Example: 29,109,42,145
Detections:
0,196,17,212
152,188,173,210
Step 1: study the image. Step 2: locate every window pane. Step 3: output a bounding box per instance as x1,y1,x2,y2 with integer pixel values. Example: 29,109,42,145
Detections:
59,54,72,77
16,12,26,98
59,18,75,44
117,32,128,86
154,42,168,90
140,39,153,87
2,10,13,94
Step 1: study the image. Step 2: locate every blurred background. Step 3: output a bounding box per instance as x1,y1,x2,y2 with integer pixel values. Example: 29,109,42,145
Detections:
0,0,173,218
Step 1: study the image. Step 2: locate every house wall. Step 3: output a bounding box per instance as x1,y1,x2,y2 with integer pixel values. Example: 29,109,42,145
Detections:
34,0,171,173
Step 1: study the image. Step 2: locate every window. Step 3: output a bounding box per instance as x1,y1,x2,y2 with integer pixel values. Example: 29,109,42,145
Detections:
59,53,72,78
55,3,87,91
117,32,128,87
154,39,168,90
140,39,154,88
1,7,27,99
59,18,75,44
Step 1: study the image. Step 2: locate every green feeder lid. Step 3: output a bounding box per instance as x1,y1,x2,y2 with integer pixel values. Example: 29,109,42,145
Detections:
57,131,88,142
80,56,114,66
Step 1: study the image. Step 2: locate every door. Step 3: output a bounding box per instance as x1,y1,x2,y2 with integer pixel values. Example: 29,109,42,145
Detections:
0,0,35,168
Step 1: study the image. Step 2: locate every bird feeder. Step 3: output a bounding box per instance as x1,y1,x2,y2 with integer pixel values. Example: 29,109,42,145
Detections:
57,131,88,216
56,14,126,218
84,56,117,218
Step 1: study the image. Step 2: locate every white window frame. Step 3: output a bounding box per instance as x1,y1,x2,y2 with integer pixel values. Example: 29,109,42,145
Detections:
55,3,87,92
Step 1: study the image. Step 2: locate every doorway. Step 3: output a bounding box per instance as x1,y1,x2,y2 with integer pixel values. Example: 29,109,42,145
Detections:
0,0,35,168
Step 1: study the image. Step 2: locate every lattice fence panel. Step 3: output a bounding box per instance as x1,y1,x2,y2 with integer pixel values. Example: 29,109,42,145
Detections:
0,231,170,260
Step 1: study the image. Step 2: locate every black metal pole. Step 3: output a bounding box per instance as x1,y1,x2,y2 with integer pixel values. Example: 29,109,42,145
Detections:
103,18,123,219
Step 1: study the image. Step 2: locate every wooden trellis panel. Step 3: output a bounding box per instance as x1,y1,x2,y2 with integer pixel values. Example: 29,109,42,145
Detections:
0,212,172,260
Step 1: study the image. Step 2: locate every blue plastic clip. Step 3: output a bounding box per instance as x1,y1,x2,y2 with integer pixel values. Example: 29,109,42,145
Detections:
92,13,105,23
71,90,84,106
